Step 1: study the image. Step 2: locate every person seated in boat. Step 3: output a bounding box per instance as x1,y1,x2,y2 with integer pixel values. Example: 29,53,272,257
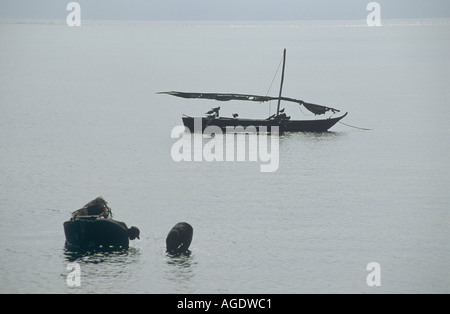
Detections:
205,107,220,118
70,196,112,220
277,113,291,121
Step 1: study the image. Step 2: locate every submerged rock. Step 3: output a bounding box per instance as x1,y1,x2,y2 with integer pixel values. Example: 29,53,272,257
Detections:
166,222,193,254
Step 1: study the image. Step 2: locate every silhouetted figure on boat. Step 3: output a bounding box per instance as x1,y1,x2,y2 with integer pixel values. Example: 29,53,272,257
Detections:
206,106,220,117
166,222,193,255
277,113,291,121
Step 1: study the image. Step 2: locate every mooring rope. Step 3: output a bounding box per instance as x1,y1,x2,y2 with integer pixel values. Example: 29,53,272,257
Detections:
338,121,372,131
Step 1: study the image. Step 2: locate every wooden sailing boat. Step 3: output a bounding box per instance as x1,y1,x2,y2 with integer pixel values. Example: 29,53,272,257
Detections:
159,49,348,132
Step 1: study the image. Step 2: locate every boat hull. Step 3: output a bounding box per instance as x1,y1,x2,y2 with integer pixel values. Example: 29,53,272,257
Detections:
182,113,347,133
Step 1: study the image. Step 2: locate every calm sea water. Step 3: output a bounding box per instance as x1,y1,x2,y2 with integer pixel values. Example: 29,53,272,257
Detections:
0,19,449,294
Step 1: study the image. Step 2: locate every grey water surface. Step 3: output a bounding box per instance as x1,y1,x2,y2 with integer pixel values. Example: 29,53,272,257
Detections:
0,19,449,293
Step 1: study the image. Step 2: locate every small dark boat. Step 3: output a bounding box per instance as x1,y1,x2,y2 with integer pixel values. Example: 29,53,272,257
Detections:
166,222,193,255
63,197,140,250
159,49,348,133
181,113,347,133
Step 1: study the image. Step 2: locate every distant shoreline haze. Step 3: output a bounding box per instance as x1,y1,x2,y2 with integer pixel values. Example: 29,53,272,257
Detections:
0,0,449,20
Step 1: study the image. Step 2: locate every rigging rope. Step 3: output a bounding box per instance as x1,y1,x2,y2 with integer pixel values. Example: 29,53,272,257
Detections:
266,56,284,116
265,56,284,97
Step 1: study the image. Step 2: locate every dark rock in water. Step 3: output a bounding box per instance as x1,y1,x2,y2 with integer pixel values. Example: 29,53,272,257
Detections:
64,218,140,250
166,222,193,254
63,197,139,250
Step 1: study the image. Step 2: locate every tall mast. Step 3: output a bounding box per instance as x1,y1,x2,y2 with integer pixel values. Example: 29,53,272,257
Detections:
276,49,287,116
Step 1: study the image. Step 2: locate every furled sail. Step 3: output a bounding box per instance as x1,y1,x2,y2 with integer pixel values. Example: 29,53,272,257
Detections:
302,102,338,115
158,91,339,115
158,91,271,102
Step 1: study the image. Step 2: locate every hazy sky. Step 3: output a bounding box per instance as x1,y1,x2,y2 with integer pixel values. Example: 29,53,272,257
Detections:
1,0,449,20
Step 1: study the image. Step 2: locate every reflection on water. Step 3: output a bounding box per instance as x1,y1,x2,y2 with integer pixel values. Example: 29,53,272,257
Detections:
281,130,345,140
61,245,142,293
166,250,192,267
63,245,140,264
164,251,197,293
